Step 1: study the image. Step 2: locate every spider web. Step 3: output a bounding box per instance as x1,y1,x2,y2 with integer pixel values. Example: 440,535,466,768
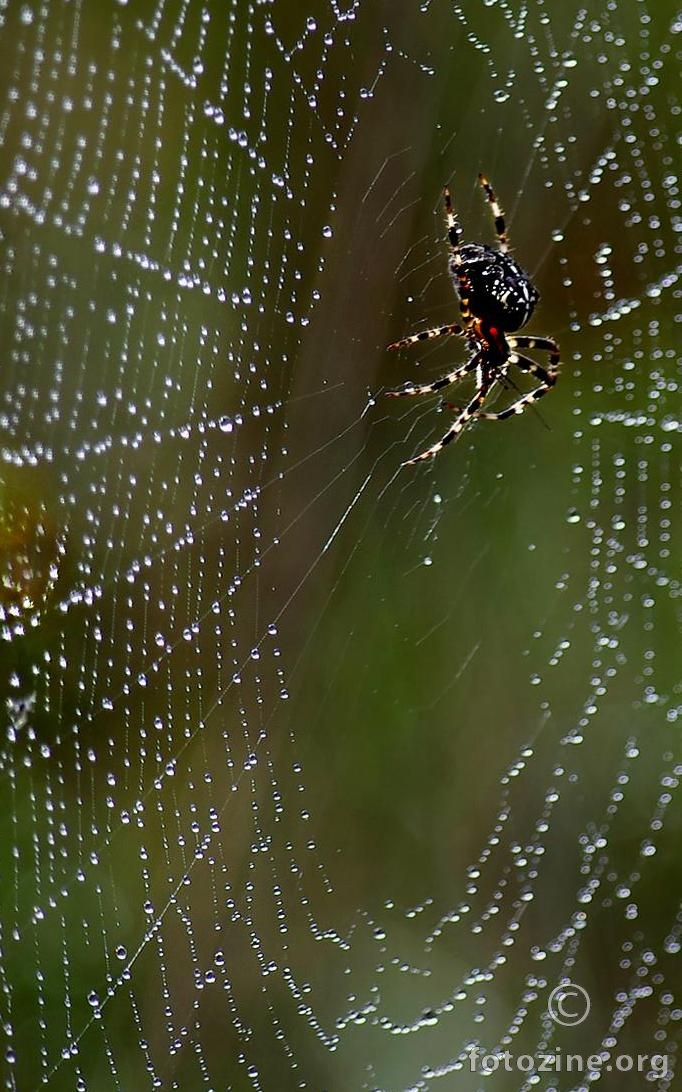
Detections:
1,0,681,1089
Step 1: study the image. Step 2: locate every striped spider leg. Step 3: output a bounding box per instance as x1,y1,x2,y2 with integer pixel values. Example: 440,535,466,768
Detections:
401,352,492,465
477,336,560,422
477,173,509,251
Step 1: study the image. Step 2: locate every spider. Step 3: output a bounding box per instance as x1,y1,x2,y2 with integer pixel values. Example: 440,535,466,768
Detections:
387,174,560,465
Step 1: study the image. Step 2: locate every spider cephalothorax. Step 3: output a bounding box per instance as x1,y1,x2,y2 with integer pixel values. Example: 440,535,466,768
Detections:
387,174,559,465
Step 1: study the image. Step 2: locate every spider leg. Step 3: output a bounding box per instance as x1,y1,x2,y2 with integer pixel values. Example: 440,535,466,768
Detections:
387,322,464,352
444,186,462,252
436,353,502,409
507,334,560,373
476,352,556,421
387,352,480,398
478,173,509,253
444,186,476,326
455,280,474,326
402,367,493,465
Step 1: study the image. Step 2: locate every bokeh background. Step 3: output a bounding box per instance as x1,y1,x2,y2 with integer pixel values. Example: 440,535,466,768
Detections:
1,1,681,1089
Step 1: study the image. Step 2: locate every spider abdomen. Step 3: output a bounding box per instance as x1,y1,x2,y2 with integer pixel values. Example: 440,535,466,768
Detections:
453,244,539,332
